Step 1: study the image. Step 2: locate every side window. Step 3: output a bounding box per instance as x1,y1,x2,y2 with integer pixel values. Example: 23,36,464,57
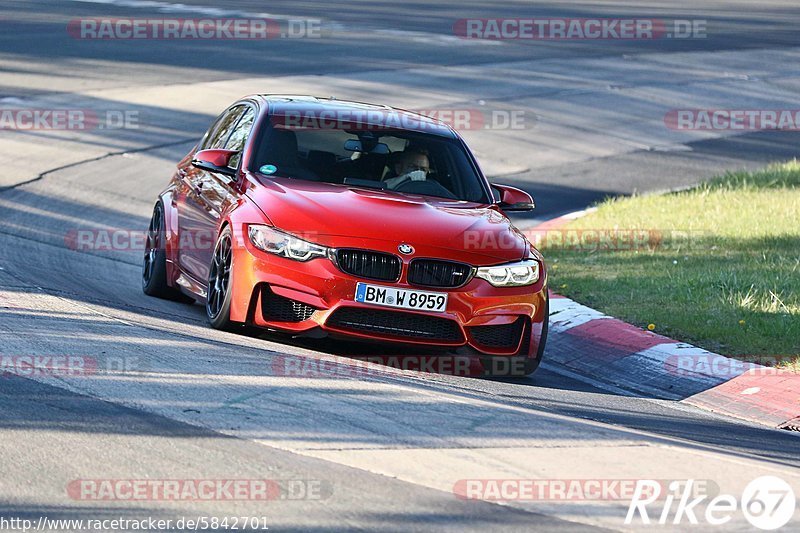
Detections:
203,106,246,150
198,114,223,150
224,107,256,169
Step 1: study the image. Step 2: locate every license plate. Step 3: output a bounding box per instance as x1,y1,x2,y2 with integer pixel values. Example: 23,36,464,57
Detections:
355,282,447,313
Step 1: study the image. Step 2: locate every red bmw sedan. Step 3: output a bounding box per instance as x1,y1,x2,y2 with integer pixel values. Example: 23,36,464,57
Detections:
143,95,548,376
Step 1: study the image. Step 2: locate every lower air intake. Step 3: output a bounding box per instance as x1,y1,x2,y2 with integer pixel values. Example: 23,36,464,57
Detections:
469,318,525,349
261,287,317,322
327,307,463,343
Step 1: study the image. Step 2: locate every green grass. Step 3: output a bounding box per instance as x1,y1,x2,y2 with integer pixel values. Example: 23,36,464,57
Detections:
541,160,800,365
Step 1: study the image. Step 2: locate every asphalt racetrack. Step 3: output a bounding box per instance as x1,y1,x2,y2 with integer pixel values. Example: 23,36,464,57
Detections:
1,1,799,530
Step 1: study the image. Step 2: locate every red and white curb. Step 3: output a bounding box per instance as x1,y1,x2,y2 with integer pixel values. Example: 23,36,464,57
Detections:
532,216,800,429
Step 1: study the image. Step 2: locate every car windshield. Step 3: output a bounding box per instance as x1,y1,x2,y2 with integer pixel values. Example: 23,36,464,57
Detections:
250,121,490,203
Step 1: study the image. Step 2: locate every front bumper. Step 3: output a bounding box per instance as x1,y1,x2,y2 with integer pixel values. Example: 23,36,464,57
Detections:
229,231,547,358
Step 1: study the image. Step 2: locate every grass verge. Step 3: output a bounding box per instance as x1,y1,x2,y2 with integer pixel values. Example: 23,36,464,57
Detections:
540,160,800,365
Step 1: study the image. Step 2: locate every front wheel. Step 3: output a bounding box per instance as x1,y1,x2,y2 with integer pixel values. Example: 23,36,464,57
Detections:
206,226,236,330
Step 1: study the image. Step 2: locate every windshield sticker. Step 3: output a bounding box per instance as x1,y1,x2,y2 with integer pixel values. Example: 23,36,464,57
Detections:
259,164,277,175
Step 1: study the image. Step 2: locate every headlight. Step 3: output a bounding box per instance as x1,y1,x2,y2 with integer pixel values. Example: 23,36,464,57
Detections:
248,225,328,262
476,260,540,287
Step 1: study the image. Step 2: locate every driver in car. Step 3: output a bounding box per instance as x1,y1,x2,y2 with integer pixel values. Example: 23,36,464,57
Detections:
383,148,430,190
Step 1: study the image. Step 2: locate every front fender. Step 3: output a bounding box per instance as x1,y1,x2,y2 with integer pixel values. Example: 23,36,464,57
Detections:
158,187,181,287
223,197,273,323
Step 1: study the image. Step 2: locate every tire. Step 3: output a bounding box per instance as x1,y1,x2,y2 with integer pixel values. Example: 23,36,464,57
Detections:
142,202,185,300
206,226,236,330
481,294,548,378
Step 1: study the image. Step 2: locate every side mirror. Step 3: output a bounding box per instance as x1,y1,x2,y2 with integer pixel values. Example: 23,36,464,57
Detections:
191,149,239,177
492,184,535,212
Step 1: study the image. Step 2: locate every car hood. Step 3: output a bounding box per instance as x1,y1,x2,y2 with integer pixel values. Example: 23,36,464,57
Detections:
245,177,529,264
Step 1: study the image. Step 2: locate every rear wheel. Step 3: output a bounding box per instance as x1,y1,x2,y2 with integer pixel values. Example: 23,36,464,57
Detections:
142,202,184,300
206,226,236,330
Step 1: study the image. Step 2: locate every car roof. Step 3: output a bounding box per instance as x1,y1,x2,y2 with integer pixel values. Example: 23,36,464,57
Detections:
246,94,458,139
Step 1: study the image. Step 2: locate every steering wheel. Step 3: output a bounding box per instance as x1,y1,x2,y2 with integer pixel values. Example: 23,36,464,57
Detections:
394,178,457,199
